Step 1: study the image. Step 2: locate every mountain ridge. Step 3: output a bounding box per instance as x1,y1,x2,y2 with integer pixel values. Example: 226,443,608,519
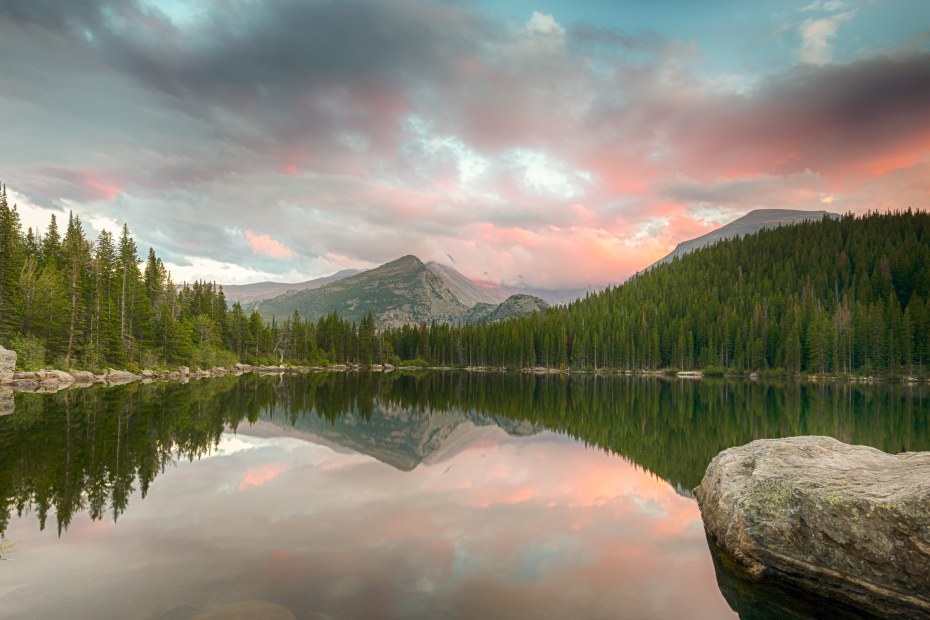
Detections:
248,254,549,328
651,208,840,269
222,269,361,306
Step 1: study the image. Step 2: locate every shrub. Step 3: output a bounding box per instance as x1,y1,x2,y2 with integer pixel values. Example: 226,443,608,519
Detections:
10,335,46,371
397,357,430,368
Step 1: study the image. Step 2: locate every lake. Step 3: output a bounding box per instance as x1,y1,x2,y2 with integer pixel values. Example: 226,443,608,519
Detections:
1,373,928,619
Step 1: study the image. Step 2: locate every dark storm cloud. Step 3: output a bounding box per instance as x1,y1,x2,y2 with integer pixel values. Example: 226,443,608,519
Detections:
664,50,930,178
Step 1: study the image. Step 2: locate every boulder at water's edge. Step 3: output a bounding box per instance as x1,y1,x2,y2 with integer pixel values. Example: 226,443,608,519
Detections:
694,436,930,619
0,345,15,380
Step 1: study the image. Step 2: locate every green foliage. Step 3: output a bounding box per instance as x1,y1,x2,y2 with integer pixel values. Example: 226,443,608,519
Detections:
0,186,389,370
396,357,430,368
9,334,45,371
381,211,930,376
1,189,926,377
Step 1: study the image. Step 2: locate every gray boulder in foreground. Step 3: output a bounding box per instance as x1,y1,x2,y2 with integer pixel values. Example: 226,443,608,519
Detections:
695,436,930,619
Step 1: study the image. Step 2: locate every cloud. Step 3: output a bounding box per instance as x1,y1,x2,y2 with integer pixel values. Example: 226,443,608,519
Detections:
1,0,929,288
799,11,855,64
244,230,297,259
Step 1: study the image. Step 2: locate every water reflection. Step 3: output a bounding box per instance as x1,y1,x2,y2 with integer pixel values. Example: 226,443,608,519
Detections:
0,373,927,619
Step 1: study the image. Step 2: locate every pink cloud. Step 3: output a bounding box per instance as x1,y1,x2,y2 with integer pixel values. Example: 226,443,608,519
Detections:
244,230,297,259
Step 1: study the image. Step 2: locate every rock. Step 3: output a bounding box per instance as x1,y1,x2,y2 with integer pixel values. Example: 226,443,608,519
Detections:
105,369,141,384
43,370,74,384
140,369,155,378
179,366,190,375
0,345,15,379
695,436,930,619
0,390,13,416
69,370,95,383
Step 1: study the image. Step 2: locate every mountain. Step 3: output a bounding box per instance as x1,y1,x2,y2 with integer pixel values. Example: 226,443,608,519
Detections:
651,209,840,269
222,269,360,306
425,261,591,306
466,294,550,323
379,211,930,376
425,261,509,307
249,255,549,328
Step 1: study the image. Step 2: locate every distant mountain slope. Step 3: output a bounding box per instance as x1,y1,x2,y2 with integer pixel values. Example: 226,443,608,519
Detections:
651,209,840,268
425,261,509,307
426,261,592,306
250,255,549,328
222,269,360,306
466,294,550,323
252,255,465,327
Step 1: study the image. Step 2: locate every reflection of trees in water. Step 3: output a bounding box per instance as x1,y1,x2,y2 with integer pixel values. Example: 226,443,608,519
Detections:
1,373,927,535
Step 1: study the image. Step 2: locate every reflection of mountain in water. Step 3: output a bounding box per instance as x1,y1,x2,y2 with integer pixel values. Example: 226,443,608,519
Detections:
252,403,539,471
1,372,928,536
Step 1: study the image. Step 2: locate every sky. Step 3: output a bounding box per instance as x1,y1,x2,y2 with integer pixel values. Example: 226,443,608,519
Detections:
1,0,929,289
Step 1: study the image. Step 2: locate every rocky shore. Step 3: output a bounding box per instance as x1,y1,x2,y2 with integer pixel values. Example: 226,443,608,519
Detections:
0,344,398,415
695,436,930,618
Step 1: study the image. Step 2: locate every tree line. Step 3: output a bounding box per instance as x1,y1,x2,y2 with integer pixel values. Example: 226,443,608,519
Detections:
379,211,930,377
0,183,379,370
2,183,927,376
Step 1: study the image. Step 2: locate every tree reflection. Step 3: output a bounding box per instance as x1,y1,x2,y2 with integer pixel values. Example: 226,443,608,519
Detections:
1,373,927,535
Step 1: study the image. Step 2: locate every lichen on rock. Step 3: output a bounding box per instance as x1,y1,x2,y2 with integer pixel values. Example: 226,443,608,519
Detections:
695,436,930,619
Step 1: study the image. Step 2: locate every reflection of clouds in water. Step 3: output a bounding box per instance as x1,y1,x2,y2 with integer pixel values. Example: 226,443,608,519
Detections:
2,427,735,620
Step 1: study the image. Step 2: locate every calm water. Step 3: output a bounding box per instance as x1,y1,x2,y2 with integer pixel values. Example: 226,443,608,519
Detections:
1,373,928,619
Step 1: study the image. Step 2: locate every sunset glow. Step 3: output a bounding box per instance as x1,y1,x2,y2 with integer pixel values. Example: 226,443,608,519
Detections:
1,0,928,287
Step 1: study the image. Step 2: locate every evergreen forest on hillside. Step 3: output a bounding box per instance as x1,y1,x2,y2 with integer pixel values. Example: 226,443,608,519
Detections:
381,210,930,377
0,184,371,370
1,182,927,377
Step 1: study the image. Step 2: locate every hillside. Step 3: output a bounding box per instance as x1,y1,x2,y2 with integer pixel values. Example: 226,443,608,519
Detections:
383,211,930,375
651,208,840,268
250,255,549,328
466,294,550,323
425,261,509,307
425,261,590,306
250,255,462,327
222,269,360,306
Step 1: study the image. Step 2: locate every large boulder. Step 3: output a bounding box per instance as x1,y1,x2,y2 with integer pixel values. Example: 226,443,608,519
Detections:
695,436,930,618
0,345,15,380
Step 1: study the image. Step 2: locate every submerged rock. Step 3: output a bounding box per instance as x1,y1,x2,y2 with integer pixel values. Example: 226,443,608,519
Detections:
694,436,930,619
0,390,13,416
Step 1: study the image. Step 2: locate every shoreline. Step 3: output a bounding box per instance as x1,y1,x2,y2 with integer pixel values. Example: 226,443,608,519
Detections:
1,363,926,399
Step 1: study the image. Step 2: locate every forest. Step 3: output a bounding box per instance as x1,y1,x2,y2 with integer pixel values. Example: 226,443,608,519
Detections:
0,184,373,370
1,182,928,377
382,210,930,377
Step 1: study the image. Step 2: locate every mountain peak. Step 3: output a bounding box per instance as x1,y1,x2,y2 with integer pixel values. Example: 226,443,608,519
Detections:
389,254,426,268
